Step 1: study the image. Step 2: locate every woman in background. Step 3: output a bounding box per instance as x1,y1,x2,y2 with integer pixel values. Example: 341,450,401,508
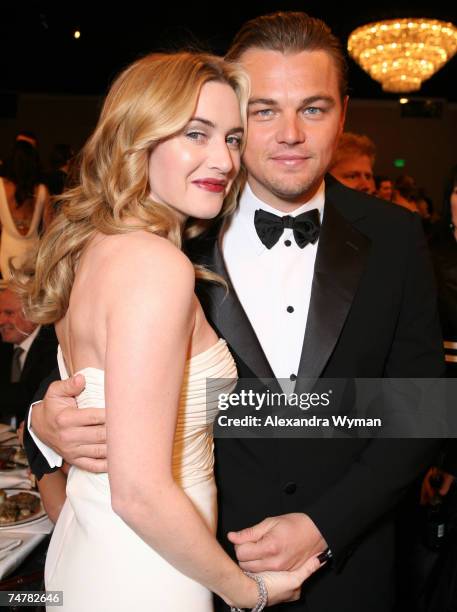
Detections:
0,140,50,279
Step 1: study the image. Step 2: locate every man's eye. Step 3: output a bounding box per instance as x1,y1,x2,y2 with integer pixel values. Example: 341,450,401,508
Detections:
252,108,274,117
304,107,324,115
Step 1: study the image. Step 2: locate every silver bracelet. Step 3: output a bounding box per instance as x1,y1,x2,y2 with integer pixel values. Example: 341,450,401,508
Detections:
230,571,268,612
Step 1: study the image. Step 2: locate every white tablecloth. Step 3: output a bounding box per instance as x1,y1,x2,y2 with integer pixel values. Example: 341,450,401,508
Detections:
0,516,54,579
0,469,33,490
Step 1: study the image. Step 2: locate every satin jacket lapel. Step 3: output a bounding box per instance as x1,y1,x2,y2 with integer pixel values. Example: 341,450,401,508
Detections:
295,185,371,395
195,236,278,385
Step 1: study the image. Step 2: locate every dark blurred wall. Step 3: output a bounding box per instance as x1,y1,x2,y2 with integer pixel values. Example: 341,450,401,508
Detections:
0,93,101,169
346,99,457,211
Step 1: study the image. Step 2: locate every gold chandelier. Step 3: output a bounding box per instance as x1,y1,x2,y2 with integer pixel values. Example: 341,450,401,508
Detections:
347,18,457,93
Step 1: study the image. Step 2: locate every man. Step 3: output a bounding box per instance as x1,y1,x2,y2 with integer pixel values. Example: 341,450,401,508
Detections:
24,12,443,612
329,132,376,194
0,287,57,425
375,175,394,201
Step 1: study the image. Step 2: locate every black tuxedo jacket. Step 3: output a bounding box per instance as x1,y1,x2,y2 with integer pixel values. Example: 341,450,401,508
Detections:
192,176,444,612
1,325,58,423
24,176,443,612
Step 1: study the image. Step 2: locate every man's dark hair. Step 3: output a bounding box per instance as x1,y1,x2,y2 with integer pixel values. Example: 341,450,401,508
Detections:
226,11,348,99
15,129,38,148
394,174,420,203
375,175,392,190
49,144,74,170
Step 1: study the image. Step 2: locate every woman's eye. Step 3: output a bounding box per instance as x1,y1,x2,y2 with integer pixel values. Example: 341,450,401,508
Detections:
186,131,206,142
226,135,242,148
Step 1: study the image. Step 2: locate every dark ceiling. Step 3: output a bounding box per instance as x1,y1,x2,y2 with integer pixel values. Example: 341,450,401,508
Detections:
2,2,457,101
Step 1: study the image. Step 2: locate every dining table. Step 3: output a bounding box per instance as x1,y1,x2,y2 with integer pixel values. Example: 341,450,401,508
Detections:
0,424,54,611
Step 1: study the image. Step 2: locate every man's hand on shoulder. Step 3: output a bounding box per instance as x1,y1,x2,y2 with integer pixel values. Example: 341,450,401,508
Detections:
228,513,328,572
32,375,108,473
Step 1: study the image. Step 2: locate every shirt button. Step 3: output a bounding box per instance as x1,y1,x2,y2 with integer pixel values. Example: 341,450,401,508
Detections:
284,239,292,247
284,482,297,495
290,373,297,381
287,306,294,313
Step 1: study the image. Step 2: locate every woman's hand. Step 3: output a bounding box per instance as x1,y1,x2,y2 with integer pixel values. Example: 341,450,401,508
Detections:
260,553,324,607
421,467,455,505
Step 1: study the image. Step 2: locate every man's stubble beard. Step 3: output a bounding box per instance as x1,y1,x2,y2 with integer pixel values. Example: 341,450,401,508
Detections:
250,168,322,205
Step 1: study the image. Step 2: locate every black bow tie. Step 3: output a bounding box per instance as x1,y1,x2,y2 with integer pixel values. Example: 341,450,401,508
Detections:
254,208,321,249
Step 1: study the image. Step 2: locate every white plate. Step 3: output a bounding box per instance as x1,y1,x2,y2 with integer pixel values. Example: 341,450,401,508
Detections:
0,490,46,529
0,432,18,445
0,447,29,472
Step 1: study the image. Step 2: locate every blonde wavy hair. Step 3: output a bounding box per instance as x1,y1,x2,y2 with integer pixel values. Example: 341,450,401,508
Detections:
16,52,249,324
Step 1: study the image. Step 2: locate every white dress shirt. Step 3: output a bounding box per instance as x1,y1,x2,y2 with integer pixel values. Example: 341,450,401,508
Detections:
222,181,325,383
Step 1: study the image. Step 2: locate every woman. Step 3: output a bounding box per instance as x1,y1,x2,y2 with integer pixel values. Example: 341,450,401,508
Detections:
19,52,321,611
0,140,50,279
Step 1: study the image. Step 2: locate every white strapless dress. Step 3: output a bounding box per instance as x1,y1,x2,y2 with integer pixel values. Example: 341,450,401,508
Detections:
45,339,236,611
0,177,47,280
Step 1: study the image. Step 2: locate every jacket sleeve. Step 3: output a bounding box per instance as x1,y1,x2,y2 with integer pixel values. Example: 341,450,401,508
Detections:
441,441,457,477
304,213,445,568
23,368,61,480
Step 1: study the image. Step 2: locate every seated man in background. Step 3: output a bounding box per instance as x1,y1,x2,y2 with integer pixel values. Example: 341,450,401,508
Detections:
330,132,376,194
0,286,57,426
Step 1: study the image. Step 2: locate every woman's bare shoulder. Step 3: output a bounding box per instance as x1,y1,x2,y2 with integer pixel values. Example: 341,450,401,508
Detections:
90,230,195,293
